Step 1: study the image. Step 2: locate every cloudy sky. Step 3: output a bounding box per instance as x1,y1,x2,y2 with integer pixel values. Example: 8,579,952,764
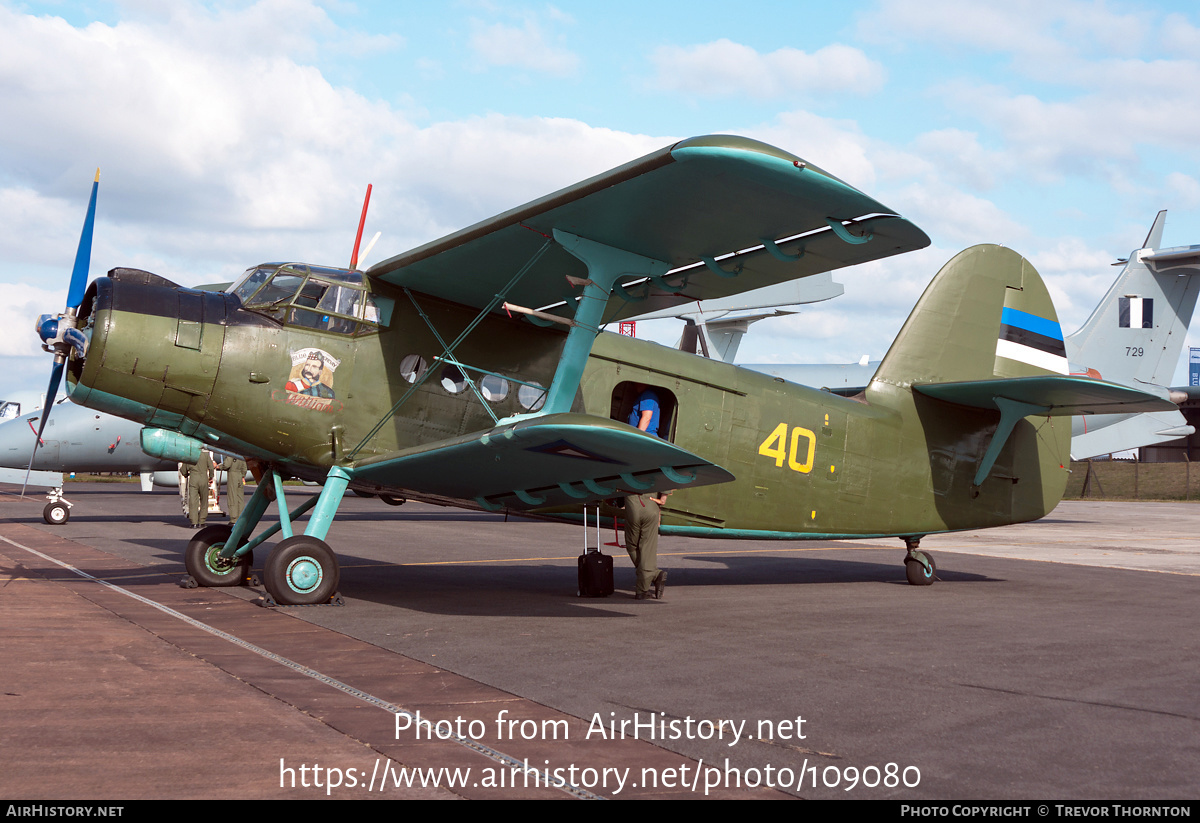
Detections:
3,0,1199,411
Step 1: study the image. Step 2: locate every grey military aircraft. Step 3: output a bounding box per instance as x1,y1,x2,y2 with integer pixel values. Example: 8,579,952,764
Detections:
0,399,175,478
626,272,844,362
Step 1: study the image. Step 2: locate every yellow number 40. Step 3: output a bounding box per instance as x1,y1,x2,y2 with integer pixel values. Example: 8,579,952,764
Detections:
758,423,816,473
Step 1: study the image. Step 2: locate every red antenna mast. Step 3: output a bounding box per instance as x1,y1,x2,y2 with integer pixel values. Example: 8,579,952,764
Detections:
349,184,373,270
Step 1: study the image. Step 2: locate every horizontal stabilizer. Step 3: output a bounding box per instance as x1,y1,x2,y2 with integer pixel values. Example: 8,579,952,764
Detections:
915,376,1178,486
914,375,1179,416
350,413,734,510
1071,411,1194,460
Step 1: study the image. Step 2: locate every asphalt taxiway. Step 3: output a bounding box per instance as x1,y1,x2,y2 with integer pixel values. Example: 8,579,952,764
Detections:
1,484,1197,800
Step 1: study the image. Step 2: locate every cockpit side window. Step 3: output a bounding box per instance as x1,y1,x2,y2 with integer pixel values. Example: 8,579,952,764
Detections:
231,265,277,305
230,263,391,335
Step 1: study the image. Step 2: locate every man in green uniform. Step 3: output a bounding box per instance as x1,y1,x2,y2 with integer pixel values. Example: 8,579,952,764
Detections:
184,451,214,527
623,490,669,600
222,455,247,522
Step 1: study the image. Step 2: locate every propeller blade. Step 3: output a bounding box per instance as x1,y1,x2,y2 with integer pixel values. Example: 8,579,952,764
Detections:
66,169,100,310
36,362,63,443
21,362,63,495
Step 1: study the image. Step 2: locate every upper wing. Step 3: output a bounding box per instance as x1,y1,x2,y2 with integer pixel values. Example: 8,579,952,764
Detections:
368,135,930,322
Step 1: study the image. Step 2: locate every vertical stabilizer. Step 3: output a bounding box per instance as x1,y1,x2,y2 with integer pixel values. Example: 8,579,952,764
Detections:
865,245,1072,526
870,244,1065,394
1065,212,1200,457
1143,210,1167,251
1066,212,1200,389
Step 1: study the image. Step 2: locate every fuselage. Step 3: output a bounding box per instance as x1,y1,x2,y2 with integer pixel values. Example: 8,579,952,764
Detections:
67,266,1069,539
0,399,175,473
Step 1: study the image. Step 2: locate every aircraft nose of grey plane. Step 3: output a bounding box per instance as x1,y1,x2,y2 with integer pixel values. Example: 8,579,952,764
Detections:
0,413,40,469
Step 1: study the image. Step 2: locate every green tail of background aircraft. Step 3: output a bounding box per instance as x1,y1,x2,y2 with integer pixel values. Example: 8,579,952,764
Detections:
35,136,1176,604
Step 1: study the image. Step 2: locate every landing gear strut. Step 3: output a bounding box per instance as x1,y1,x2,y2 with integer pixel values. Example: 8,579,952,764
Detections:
42,488,72,525
902,536,936,586
192,465,350,606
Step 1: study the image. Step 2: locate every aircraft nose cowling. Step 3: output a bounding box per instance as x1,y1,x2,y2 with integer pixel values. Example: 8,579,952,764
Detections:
68,268,236,436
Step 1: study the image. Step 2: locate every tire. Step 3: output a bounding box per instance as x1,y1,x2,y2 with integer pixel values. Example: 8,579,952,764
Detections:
904,551,936,586
263,536,340,605
43,502,69,525
379,494,406,507
185,525,252,587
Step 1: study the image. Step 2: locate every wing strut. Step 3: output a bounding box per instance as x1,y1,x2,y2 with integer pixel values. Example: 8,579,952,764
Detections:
536,230,670,415
346,239,553,460
971,397,1051,487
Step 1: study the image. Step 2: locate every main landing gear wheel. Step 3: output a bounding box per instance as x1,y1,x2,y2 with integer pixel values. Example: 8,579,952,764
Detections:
379,494,406,506
904,551,937,586
43,501,69,525
185,525,253,587
263,536,340,605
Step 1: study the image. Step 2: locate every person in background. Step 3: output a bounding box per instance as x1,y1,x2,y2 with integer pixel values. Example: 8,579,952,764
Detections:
222,455,247,522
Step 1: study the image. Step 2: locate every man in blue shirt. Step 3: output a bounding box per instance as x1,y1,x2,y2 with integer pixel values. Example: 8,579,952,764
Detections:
628,384,661,438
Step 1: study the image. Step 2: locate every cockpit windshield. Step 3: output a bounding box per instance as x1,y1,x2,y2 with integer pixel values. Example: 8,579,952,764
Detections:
229,263,393,334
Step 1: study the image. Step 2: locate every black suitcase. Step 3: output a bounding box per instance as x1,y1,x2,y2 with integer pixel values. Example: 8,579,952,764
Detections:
578,506,614,597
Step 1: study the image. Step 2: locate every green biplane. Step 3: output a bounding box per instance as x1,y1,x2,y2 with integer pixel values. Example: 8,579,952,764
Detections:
35,136,1177,604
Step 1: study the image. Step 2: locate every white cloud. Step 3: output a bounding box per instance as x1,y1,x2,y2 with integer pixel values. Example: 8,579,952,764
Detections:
1165,172,1200,211
933,78,1200,188
890,180,1027,247
858,0,1065,58
394,115,661,231
910,129,1007,191
1161,12,1200,55
1028,236,1119,329
747,110,878,192
858,1,1200,189
859,0,1149,66
468,16,579,75
0,2,669,389
649,40,884,100
0,283,68,358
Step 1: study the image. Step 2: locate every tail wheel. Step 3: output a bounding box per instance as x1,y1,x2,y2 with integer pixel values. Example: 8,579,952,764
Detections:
263,536,340,605
43,502,69,525
904,551,937,586
185,524,253,587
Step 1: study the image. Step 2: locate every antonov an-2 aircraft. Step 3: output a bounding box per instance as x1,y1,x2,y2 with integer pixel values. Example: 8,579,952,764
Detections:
34,136,1177,605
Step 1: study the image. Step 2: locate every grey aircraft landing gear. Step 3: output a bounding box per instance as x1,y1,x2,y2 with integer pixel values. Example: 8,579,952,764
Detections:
184,524,253,587
42,487,72,525
902,536,936,586
263,535,340,606
43,501,69,525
